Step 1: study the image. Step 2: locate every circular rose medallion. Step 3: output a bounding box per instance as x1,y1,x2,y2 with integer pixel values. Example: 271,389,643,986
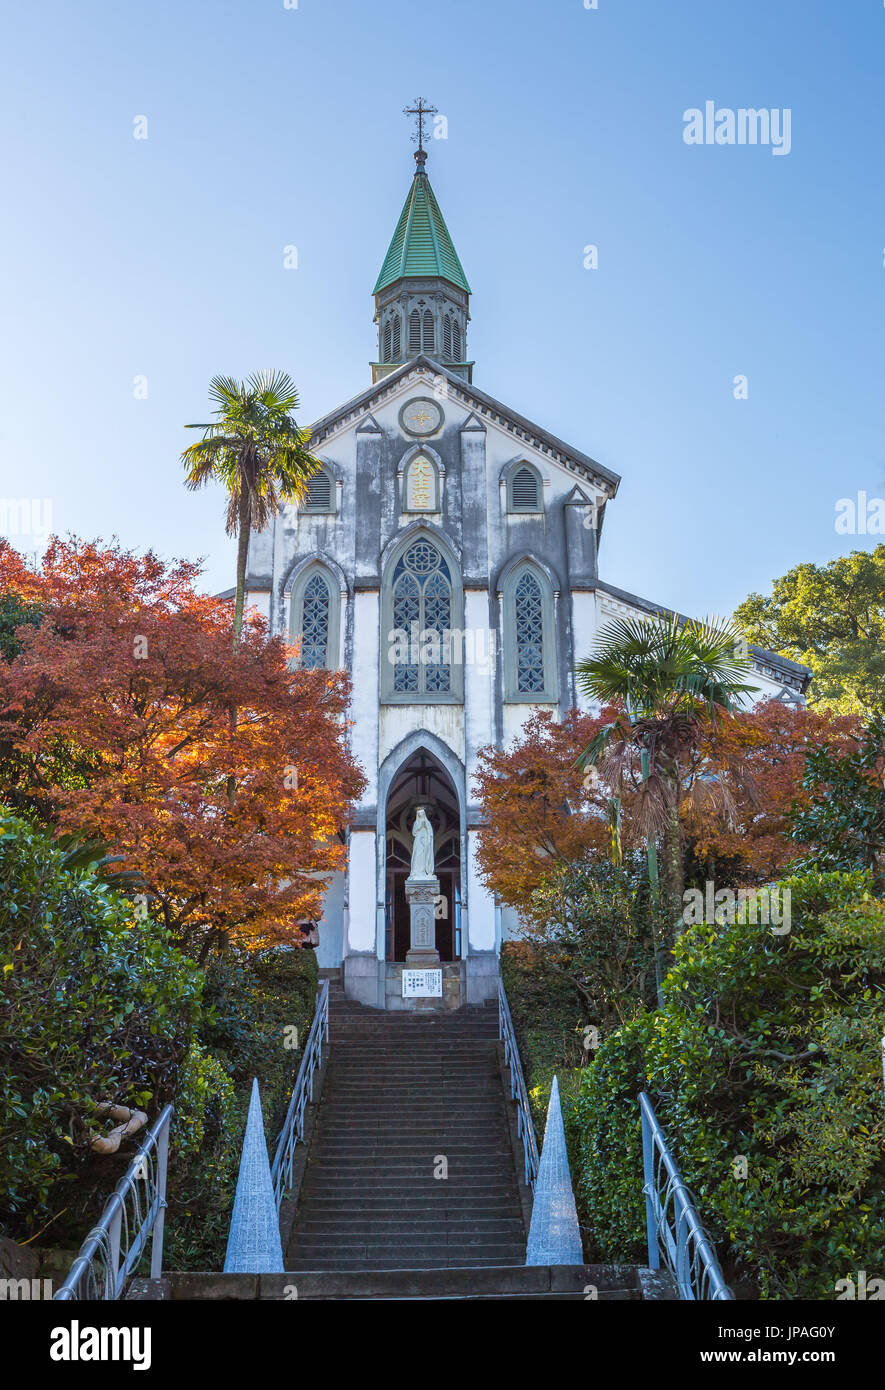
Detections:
400,397,443,437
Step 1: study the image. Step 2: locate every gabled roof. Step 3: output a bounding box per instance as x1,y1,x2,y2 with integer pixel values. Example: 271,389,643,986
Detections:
307,356,621,498
373,170,470,296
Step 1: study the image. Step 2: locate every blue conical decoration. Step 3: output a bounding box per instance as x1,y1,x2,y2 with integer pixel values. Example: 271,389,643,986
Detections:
525,1075,584,1266
223,1079,285,1273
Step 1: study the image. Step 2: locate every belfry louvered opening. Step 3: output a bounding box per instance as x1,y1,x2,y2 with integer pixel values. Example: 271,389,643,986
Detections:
304,468,333,512
510,466,541,512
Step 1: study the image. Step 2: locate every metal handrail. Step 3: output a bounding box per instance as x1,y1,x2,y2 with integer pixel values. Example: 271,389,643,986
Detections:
497,980,540,1190
270,979,329,1213
640,1090,734,1300
54,1103,173,1300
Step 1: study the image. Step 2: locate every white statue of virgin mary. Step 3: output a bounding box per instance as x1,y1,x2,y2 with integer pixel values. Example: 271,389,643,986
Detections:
409,807,436,880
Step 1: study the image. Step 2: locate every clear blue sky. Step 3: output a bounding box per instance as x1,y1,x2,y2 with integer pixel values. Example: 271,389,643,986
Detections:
1,0,883,619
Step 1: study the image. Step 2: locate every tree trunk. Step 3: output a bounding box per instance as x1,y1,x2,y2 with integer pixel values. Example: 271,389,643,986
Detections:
640,743,666,1005
232,490,251,651
663,797,685,939
228,490,251,807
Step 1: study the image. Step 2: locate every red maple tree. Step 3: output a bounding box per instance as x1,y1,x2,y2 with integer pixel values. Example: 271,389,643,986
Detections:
0,537,365,956
473,700,857,913
686,698,858,881
472,708,626,913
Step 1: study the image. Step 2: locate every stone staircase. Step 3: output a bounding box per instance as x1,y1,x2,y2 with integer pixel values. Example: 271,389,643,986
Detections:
284,978,527,1271
155,976,666,1300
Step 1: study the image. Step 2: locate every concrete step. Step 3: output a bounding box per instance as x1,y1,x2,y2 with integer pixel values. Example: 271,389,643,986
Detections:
328,1065,496,1075
295,1217,526,1235
316,1093,504,1106
306,1147,513,1158
300,1177,517,1190
328,1027,499,1033
316,1117,505,1129
326,1081,496,1088
313,1134,507,1145
303,1155,514,1170
332,1037,505,1043
309,1115,509,1130
314,1110,505,1124
291,1232,526,1249
165,1265,643,1300
289,1232,527,1252
299,1195,524,1212
312,1114,505,1126
283,1258,529,1272
328,1065,499,1075
330,1023,497,1032
319,1095,500,1103
287,1246,528,1265
330,1052,495,1060
298,1183,520,1199
329,1012,494,1020
311,1147,513,1160
330,1033,497,1041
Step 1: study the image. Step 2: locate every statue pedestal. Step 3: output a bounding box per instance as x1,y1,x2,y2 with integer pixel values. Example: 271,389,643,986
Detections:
404,875,441,966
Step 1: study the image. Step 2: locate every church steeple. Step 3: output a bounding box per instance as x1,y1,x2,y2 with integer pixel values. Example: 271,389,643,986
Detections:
371,102,472,384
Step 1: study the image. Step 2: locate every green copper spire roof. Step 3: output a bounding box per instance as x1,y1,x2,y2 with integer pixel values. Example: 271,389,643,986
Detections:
373,158,470,296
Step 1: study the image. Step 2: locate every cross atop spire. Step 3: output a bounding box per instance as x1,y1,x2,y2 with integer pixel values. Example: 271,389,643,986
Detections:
403,97,437,169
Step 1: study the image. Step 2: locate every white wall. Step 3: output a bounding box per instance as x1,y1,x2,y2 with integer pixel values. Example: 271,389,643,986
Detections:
351,591,380,805
347,830,376,953
466,830,496,952
463,587,495,799
316,869,345,967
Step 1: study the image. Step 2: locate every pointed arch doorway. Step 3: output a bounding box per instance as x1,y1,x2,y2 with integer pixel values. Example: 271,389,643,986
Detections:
384,749,462,963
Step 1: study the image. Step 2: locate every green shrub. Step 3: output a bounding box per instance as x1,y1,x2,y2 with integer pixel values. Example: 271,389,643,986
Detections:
574,869,885,1297
0,806,202,1233
791,716,885,889
172,1042,237,1162
501,940,586,1127
501,854,659,1235
518,855,659,1030
162,945,318,1269
0,801,321,1272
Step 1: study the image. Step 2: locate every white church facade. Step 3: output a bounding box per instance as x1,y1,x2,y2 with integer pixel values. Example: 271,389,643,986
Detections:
243,140,809,1009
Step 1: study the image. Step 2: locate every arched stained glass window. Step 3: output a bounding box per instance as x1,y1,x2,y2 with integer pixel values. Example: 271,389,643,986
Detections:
289,564,340,671
391,539,452,695
502,561,556,702
514,571,544,693
300,572,331,668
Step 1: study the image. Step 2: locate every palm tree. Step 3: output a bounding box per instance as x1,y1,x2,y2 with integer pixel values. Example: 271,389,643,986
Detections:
576,613,758,980
182,371,319,647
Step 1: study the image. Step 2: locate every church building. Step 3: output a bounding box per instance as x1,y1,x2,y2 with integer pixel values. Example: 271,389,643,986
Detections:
243,131,809,1010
